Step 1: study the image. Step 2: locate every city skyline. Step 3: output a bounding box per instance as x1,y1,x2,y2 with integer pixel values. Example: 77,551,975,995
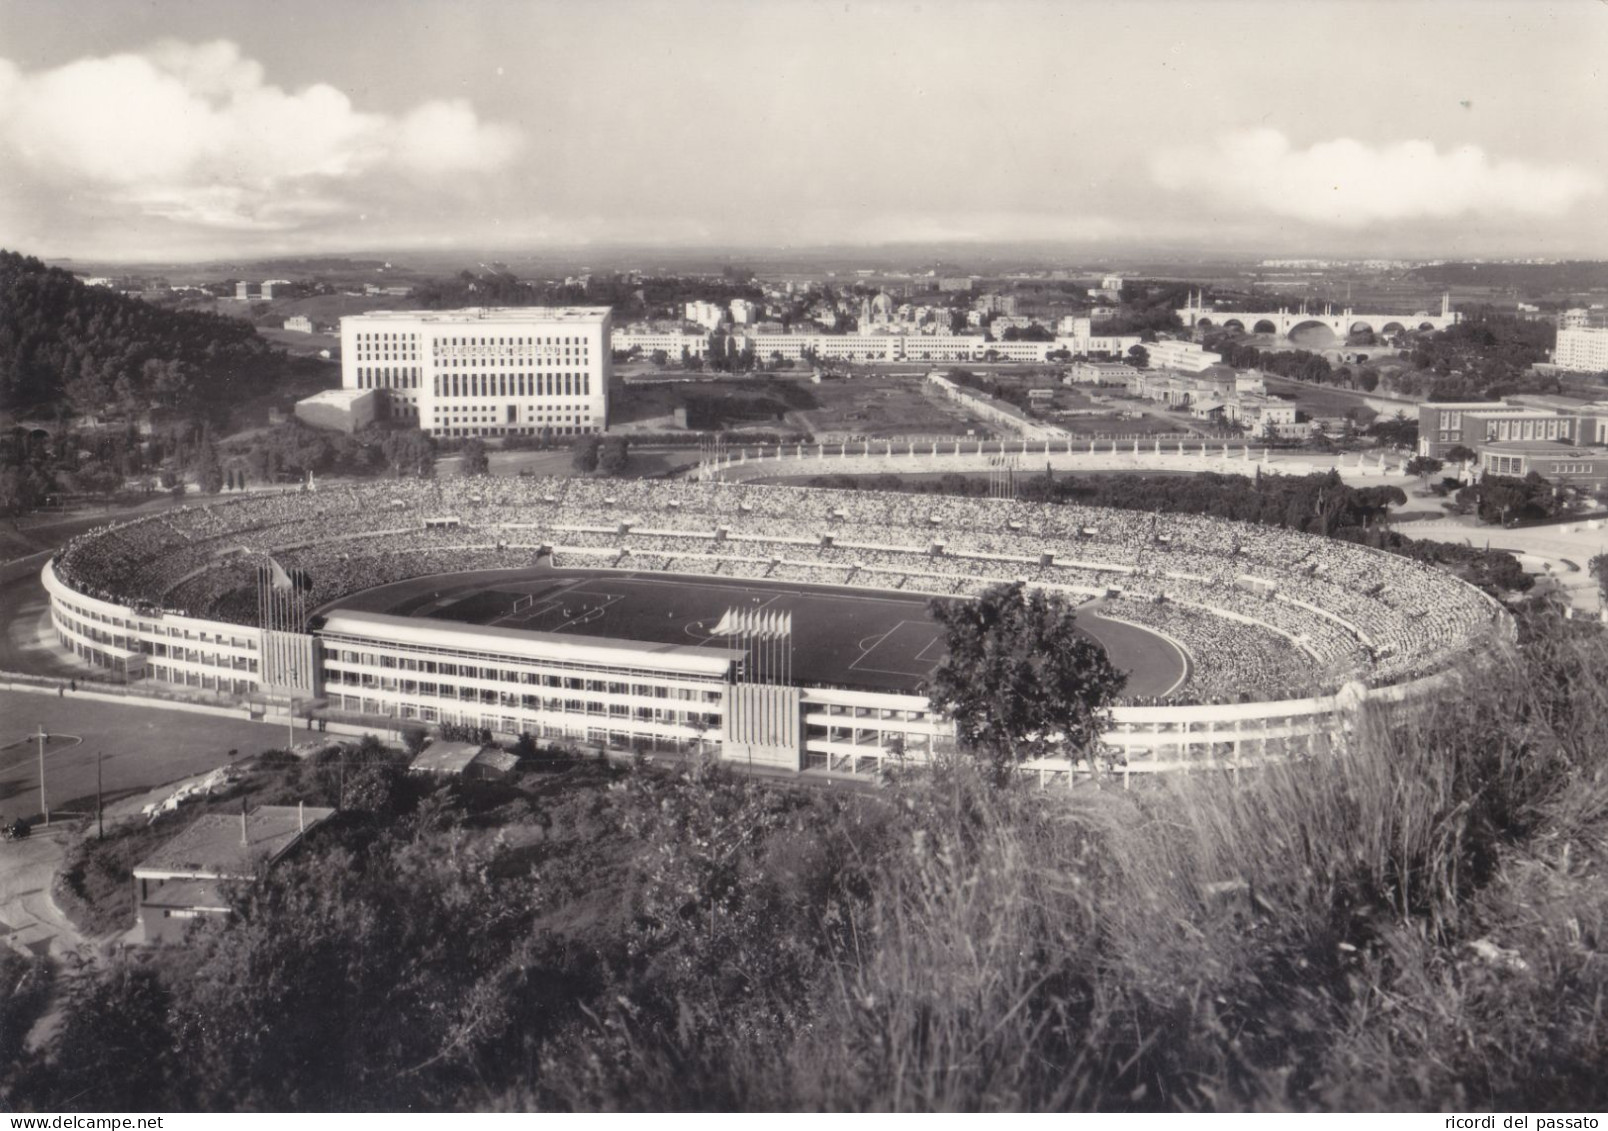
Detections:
1,0,1605,262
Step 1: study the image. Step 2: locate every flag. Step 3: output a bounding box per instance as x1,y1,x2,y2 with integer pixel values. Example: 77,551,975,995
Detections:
267,557,294,590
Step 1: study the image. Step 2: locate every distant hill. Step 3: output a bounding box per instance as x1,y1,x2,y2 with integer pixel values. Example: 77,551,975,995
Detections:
0,249,281,422
1406,261,1608,293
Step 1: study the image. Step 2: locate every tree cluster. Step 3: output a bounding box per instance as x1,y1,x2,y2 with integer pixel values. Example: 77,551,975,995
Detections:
569,434,630,475
223,421,436,487
0,250,282,422
1455,471,1569,526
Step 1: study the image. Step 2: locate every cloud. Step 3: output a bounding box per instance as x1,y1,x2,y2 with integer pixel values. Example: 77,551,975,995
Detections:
1150,129,1602,228
0,40,523,233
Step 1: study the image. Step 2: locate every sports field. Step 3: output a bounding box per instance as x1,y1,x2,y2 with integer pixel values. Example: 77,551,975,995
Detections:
324,566,1187,697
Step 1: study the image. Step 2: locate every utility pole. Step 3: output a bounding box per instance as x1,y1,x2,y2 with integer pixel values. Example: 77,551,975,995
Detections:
34,723,48,827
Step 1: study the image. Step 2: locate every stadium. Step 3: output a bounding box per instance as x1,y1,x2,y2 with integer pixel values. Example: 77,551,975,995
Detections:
43,476,1508,778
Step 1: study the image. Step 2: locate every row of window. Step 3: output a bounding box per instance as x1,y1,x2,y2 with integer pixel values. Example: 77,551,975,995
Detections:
53,608,259,672
325,673,715,724
1485,418,1572,442
317,635,727,687
328,651,713,693
430,424,599,437
435,372,592,398
357,367,419,389
329,697,699,754
440,348,587,363
52,595,253,649
432,335,588,347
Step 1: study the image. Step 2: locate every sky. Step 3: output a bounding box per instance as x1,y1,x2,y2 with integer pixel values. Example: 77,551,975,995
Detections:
0,0,1605,263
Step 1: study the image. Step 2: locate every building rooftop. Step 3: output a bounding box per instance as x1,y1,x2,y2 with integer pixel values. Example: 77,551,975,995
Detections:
410,740,484,775
346,307,611,324
297,389,373,408
133,804,335,880
1481,440,1602,456
319,610,743,677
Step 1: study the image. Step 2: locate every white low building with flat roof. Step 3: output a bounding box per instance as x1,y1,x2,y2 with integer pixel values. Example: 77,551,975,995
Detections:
295,387,377,433
1147,340,1223,373
340,307,612,438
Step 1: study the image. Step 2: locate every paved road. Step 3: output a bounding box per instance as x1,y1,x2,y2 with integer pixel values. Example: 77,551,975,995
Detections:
0,828,90,965
1397,516,1608,614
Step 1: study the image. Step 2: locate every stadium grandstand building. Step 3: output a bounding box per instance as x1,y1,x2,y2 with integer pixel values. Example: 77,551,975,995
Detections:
337,307,612,438
44,479,1506,779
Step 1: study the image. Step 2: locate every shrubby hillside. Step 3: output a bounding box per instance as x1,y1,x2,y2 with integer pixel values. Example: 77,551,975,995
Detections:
4,611,1605,1112
0,250,280,420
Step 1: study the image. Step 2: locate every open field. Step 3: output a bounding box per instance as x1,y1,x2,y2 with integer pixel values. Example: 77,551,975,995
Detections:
326,566,1185,698
792,376,980,438
256,326,341,356
610,376,812,431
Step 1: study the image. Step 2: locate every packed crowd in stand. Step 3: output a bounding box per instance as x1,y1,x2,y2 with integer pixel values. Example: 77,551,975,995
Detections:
53,476,1504,703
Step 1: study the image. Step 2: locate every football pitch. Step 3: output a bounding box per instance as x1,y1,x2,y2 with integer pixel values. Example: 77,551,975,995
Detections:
328,566,1185,697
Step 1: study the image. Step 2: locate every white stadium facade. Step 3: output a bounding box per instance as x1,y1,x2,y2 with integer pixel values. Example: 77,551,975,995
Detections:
44,478,1507,780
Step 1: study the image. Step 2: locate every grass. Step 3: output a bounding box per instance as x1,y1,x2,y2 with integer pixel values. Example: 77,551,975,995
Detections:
543,617,1608,1111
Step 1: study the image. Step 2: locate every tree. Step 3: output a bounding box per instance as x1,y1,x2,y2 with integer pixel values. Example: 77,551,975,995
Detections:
1405,455,1444,485
1444,444,1478,466
925,582,1126,782
571,434,601,473
1356,370,1380,393
597,436,629,475
1591,553,1608,604
460,438,489,477
1127,344,1149,368
195,439,224,494
33,960,179,1110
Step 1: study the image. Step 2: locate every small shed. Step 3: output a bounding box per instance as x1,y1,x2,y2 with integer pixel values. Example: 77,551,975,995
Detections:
408,741,485,776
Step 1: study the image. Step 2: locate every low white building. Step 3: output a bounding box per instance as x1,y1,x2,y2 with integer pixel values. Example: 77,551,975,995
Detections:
1147,340,1223,373
612,328,710,359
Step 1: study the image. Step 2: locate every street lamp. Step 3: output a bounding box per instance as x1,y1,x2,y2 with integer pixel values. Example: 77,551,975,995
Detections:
33,722,49,826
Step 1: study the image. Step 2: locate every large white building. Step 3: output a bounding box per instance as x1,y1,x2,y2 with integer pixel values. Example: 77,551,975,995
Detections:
1147,340,1223,374
728,331,1140,365
340,307,612,438
1554,326,1608,373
